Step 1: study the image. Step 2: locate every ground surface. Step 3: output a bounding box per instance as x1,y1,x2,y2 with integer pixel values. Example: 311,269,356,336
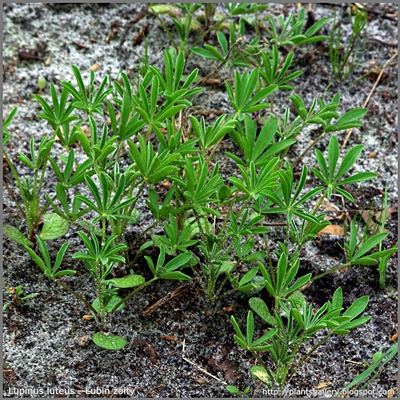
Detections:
2,3,398,398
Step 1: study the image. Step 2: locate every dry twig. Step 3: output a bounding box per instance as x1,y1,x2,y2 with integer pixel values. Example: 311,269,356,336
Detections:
341,50,398,149
142,282,190,317
181,339,228,385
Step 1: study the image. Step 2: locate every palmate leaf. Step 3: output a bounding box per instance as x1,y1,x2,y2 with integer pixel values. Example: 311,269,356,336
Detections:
255,117,276,160
339,172,377,185
324,108,367,133
312,136,376,199
351,233,388,262
334,316,371,335
190,114,236,151
246,310,255,345
24,236,73,278
128,136,180,184
158,271,191,280
328,134,340,181
335,108,368,127
230,315,247,347
225,69,275,117
2,106,18,145
284,273,312,297
24,243,48,273
342,294,369,318
330,294,370,335
193,45,226,62
163,252,192,272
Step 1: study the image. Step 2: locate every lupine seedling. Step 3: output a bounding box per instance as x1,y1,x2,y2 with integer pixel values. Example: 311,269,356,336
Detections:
3,108,69,245
3,284,39,312
329,3,368,81
231,287,371,391
37,76,46,94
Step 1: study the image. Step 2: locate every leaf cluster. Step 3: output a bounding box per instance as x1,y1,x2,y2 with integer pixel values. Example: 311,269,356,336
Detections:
3,5,395,363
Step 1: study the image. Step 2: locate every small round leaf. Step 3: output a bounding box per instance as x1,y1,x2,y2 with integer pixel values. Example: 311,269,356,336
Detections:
250,366,271,385
92,295,124,313
92,332,127,350
39,213,69,240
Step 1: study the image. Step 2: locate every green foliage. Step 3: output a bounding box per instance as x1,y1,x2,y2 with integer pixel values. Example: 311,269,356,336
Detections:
263,163,324,226
2,109,67,244
339,342,398,394
92,332,127,350
376,186,397,287
311,135,376,202
3,225,34,247
190,113,236,156
260,45,303,90
61,65,113,115
226,115,295,168
2,107,17,146
266,8,329,47
4,6,395,366
24,236,75,279
145,247,192,281
6,284,39,305
344,220,397,266
152,214,198,255
232,287,370,390
226,384,251,398
329,4,368,81
225,69,276,119
32,84,79,146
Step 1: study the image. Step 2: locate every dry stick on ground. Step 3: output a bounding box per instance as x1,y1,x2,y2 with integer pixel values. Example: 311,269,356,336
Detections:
118,5,149,49
354,3,398,21
142,282,190,317
341,50,398,150
181,338,228,385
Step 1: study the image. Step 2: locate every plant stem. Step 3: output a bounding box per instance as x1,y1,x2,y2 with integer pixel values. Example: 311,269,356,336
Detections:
206,137,224,164
3,177,26,219
292,130,326,169
96,278,108,330
55,278,99,317
310,262,351,283
3,151,28,218
287,331,334,382
154,13,178,52
110,277,158,314
127,219,161,250
220,192,238,235
191,16,230,48
337,35,357,79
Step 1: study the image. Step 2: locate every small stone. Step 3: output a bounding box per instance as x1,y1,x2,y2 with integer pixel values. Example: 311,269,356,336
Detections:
76,334,92,347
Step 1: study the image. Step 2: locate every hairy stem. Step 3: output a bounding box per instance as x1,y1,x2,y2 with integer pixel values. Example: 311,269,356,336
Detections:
110,277,158,314
56,278,99,317
287,331,334,382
